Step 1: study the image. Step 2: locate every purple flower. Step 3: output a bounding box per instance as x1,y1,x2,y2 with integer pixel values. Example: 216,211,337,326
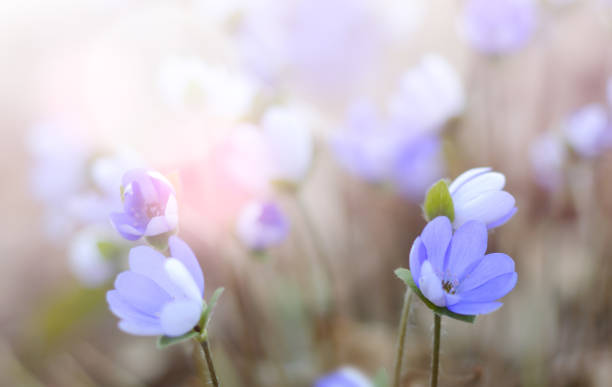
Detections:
236,200,289,251
449,167,517,229
460,0,537,55
410,217,517,315
529,132,566,190
563,103,612,158
314,367,372,387
110,169,178,241
107,236,205,336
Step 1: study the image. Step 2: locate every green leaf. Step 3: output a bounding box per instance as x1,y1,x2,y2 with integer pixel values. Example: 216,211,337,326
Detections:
96,240,121,261
394,268,476,323
423,179,454,222
157,331,199,349
202,287,225,330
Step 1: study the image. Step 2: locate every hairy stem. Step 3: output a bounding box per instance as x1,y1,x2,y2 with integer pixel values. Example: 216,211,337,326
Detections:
393,288,413,387
430,313,441,387
200,340,219,387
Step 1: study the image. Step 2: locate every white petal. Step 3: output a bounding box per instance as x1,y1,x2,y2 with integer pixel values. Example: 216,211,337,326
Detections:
419,261,445,307
164,258,202,303
160,299,202,337
452,171,506,205
448,167,491,194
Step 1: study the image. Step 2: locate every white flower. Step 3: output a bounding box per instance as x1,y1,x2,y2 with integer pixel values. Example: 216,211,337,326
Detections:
69,227,116,287
448,167,517,229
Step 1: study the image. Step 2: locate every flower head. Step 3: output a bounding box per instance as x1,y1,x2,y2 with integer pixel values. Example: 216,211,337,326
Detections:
460,0,537,55
236,200,289,251
107,236,205,337
410,217,517,315
563,103,612,158
529,131,567,190
110,169,178,242
69,226,117,287
314,366,372,387
449,167,516,229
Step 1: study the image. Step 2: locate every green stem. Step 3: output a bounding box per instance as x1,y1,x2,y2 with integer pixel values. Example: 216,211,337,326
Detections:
392,288,413,387
200,339,220,387
430,313,441,387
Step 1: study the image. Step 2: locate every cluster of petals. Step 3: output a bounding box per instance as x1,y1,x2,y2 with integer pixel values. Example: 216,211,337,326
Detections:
314,366,372,387
410,217,517,315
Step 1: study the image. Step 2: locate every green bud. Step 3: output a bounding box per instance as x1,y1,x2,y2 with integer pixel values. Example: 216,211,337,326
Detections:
423,179,454,222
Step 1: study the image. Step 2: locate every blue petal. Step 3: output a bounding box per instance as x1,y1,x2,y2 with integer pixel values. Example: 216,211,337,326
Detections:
114,271,172,314
419,261,445,307
168,236,205,296
458,272,517,303
107,290,158,324
447,301,502,315
453,190,516,229
420,216,452,275
129,246,182,298
451,171,505,204
457,253,515,292
160,299,202,337
109,212,144,241
409,237,427,283
486,207,517,229
118,319,164,336
445,221,487,281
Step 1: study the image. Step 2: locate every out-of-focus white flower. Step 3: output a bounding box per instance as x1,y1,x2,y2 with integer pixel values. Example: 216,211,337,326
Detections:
261,104,313,184
158,56,257,119
563,103,611,158
236,200,289,251
529,131,567,190
388,54,465,132
314,366,373,387
69,226,117,287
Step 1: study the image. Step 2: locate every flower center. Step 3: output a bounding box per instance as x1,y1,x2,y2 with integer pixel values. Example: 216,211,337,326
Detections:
441,279,456,294
146,202,164,218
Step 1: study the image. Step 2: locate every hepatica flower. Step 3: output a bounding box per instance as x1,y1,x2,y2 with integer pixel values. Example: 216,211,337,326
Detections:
410,217,517,315
110,169,178,242
314,367,372,387
563,103,612,158
449,167,517,229
107,236,205,336
460,0,537,55
236,200,289,251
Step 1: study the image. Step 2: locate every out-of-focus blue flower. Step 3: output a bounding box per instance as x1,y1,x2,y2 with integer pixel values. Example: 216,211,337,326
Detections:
314,367,372,387
563,103,612,158
331,100,445,200
460,0,537,55
410,217,517,315
388,54,465,132
236,200,289,251
262,105,313,184
529,131,567,190
110,169,178,241
107,236,205,336
448,167,517,229
68,226,116,287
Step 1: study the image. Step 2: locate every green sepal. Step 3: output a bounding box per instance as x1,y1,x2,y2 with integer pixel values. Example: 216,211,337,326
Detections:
96,240,121,261
201,287,225,332
423,179,454,222
394,268,476,323
372,368,390,387
157,331,199,349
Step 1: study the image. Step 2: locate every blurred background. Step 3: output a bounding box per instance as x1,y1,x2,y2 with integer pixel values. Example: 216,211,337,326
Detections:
2,0,612,386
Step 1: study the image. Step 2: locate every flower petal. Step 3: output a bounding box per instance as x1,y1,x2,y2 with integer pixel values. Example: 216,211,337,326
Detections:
118,319,164,336
110,212,144,241
409,236,427,283
160,299,202,337
144,216,173,237
451,172,506,205
107,290,158,324
486,207,517,229
419,261,445,307
114,272,172,314
457,253,515,292
448,167,491,194
168,236,204,296
420,216,452,275
129,246,182,298
458,272,517,303
445,221,487,281
447,301,502,315
165,258,202,302
453,190,516,229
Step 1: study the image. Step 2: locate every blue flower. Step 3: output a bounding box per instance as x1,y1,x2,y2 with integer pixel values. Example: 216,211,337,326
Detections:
460,0,537,55
449,167,517,229
563,103,612,158
314,367,372,387
236,200,289,251
410,217,517,315
110,169,178,241
107,236,205,337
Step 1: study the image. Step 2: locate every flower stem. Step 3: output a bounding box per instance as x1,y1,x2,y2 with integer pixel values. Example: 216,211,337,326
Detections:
393,288,413,387
200,339,220,387
430,313,441,387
